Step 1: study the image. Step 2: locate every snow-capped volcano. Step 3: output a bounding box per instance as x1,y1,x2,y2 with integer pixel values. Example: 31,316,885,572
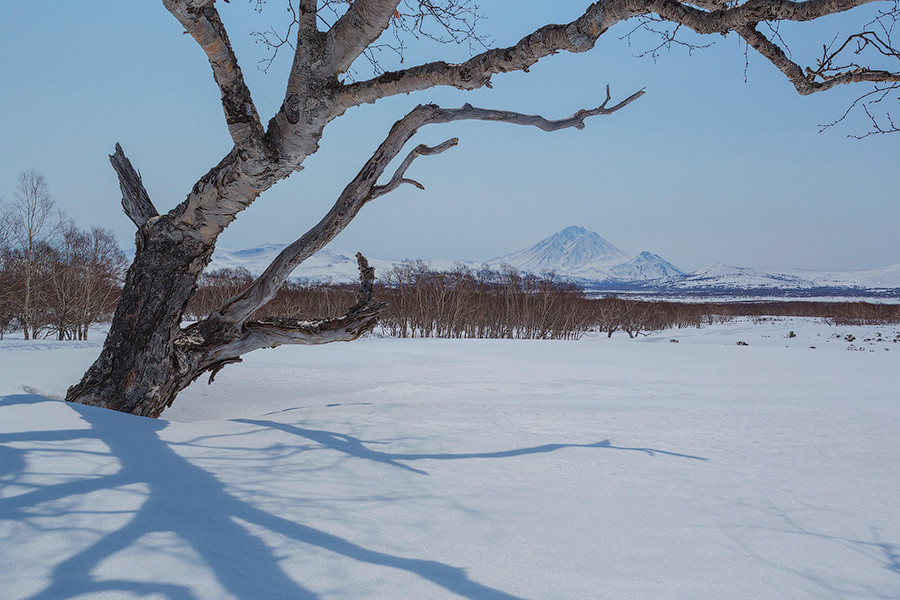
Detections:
488,226,628,271
486,226,682,282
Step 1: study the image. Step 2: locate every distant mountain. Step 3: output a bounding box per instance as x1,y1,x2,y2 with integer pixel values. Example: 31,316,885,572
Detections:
651,262,900,296
487,226,628,273
486,226,682,283
205,228,900,298
610,251,684,281
208,245,399,283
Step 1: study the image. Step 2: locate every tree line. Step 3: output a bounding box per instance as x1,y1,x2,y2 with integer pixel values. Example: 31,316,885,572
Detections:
186,263,900,341
0,171,126,340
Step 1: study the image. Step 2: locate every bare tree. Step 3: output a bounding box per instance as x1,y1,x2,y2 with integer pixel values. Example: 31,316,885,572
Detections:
65,0,900,417
5,171,66,340
43,224,127,341
76,227,128,340
0,198,15,340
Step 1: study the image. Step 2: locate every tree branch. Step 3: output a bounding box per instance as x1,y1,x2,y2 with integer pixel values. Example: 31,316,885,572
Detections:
737,23,900,95
188,253,386,382
214,89,643,327
335,0,892,110
109,143,159,229
369,138,460,201
326,0,402,75
643,0,884,34
336,1,626,108
161,0,266,154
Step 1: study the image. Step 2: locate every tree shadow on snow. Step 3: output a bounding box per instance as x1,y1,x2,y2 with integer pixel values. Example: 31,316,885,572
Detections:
725,502,900,599
235,419,707,476
1,393,703,600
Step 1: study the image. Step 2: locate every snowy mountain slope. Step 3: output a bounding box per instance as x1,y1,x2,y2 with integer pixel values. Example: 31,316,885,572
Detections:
485,226,683,282
610,251,684,281
208,245,400,283
663,262,900,293
486,226,628,273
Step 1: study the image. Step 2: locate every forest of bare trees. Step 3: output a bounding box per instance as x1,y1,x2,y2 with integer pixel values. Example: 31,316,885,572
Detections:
0,171,127,341
184,263,900,341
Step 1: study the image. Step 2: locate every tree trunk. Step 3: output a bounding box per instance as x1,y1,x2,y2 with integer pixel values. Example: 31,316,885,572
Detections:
65,204,385,418
66,218,214,417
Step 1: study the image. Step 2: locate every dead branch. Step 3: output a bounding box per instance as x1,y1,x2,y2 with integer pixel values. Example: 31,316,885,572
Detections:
194,253,387,377
369,139,460,200
109,143,158,229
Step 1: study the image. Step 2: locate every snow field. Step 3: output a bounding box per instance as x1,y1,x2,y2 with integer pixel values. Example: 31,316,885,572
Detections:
1,317,898,599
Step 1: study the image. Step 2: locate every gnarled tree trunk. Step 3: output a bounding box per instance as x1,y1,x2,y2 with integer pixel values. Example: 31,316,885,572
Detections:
66,217,216,416
66,208,383,418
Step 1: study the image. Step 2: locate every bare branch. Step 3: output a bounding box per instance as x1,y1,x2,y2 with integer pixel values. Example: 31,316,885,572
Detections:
251,1,300,73
644,0,885,34
737,23,900,95
109,143,159,229
822,82,900,135
369,138,459,200
336,1,622,108
432,88,647,132
192,253,387,379
620,17,714,60
215,89,643,327
162,0,266,153
337,0,895,110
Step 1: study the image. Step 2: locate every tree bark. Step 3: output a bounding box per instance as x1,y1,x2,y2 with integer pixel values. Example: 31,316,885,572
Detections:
66,185,383,417
65,217,215,417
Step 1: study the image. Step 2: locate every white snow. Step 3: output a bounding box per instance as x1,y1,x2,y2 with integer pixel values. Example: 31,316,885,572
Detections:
2,318,899,599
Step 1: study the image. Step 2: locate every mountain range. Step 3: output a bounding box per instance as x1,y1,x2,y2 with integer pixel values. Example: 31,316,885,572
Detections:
207,226,900,298
484,226,684,283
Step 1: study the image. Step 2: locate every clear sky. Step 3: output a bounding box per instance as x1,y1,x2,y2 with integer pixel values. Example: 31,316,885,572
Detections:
1,1,897,273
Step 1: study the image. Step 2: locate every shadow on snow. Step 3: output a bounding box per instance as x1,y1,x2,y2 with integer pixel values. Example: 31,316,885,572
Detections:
2,393,704,600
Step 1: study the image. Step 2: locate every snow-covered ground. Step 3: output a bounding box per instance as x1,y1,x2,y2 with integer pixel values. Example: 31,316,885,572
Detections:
1,318,898,599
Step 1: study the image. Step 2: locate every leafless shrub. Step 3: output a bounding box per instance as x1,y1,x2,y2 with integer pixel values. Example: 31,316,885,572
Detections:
378,263,594,339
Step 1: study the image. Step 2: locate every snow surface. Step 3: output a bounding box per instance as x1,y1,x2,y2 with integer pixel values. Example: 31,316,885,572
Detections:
2,318,899,599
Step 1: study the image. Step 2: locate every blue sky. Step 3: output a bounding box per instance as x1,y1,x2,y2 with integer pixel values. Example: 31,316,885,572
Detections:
1,1,897,272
